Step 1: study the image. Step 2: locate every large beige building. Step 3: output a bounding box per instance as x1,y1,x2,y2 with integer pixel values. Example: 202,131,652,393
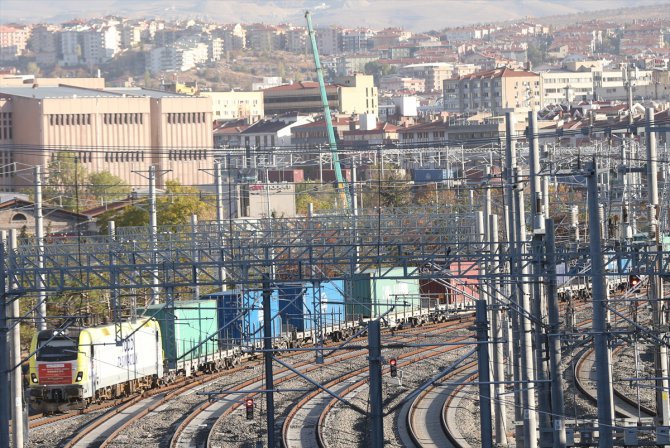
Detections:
443,67,541,114
0,84,213,190
263,74,377,116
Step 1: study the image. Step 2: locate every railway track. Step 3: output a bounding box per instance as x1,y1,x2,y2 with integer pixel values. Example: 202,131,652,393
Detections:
282,328,474,447
169,339,392,448
574,344,656,420
127,316,475,448
405,299,606,448
57,361,255,448
398,360,478,448
28,396,134,430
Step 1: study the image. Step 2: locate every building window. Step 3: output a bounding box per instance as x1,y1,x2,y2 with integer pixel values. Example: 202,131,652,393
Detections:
11,213,27,223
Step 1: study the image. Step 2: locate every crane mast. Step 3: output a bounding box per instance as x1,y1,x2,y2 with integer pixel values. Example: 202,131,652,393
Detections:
305,10,351,210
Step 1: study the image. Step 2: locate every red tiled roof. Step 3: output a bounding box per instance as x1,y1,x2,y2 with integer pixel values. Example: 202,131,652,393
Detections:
264,81,335,92
83,198,136,218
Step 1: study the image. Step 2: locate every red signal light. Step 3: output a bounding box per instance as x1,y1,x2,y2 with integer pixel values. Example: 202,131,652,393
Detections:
390,358,398,378
629,275,641,287
245,398,254,420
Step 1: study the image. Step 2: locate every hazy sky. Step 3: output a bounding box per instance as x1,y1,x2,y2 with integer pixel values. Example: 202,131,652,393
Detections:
1,0,666,31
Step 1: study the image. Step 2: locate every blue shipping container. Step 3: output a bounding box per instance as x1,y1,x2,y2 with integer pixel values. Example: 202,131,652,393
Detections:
605,257,630,273
277,281,346,333
201,290,281,347
413,169,449,184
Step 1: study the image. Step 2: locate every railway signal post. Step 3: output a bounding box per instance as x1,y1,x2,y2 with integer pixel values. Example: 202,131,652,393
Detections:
367,319,383,448
246,398,254,420
262,275,277,447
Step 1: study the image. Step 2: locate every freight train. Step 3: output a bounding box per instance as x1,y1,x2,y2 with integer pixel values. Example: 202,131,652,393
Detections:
28,269,476,413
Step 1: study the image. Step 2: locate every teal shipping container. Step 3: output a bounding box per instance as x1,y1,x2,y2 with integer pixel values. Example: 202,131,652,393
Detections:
346,267,421,319
663,236,670,253
139,300,219,371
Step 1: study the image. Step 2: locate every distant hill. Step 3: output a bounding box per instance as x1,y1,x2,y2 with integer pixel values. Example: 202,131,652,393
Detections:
1,0,666,32
533,4,670,27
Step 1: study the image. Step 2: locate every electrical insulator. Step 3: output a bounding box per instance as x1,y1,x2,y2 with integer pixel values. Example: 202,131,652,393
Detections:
570,206,579,227
390,358,398,378
245,398,254,420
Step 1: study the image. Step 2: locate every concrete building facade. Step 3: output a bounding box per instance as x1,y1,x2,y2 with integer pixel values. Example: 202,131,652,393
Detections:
444,67,541,114
203,91,264,122
263,74,377,116
0,85,213,190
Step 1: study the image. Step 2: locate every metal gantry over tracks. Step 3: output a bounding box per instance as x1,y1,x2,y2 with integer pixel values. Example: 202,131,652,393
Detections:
3,107,670,448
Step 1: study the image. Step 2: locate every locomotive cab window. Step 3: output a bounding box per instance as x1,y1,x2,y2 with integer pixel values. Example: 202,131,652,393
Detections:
36,337,79,362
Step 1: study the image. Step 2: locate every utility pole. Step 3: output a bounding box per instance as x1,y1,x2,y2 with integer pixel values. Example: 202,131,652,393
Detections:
475,210,494,433
149,166,159,304
586,160,614,448
646,107,670,431
489,214,508,446
8,230,25,448
625,64,634,126
109,222,123,345
214,161,227,290
0,240,10,448
368,319,384,448
505,112,525,446
191,214,200,301
476,300,493,448
514,165,538,448
318,145,323,184
506,111,538,448
262,275,276,447
545,219,566,447
133,165,171,304
529,108,551,447
34,165,46,330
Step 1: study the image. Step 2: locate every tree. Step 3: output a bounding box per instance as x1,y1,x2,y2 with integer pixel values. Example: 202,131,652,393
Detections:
364,61,396,86
26,62,41,76
157,180,216,227
43,152,91,210
97,205,149,234
295,182,337,214
96,181,216,233
366,169,412,208
88,171,131,205
526,44,545,67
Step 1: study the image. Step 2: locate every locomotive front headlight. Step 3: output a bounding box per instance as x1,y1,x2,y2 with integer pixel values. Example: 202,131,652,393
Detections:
31,373,38,384
75,371,83,382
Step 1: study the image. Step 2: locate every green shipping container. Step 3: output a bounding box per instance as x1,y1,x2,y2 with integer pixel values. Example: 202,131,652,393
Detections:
663,236,670,253
346,267,421,319
139,300,219,371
